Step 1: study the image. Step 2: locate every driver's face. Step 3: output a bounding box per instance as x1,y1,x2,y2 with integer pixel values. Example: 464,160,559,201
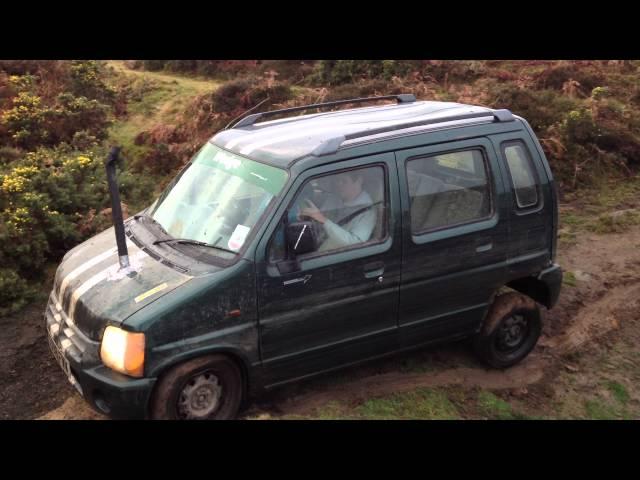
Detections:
336,174,361,202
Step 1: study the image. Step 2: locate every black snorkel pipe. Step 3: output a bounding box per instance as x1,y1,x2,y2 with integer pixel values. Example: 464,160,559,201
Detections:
105,146,130,270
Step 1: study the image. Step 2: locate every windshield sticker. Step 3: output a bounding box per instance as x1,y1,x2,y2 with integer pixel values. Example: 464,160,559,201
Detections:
214,150,242,170
250,172,268,182
228,224,250,251
194,144,288,196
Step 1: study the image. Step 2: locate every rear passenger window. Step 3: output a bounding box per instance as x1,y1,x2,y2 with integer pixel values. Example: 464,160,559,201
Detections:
502,142,539,208
407,149,492,234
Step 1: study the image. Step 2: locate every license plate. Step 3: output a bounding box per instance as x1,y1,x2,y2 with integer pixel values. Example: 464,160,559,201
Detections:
48,333,71,380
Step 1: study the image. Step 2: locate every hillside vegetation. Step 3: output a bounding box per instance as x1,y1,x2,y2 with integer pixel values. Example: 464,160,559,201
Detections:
1,59,640,316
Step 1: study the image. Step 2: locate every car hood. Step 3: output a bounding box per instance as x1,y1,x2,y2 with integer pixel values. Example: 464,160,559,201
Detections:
51,226,193,341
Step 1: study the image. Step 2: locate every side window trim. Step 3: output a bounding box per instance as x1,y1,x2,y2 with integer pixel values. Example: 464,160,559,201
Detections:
266,162,391,265
405,146,496,237
501,140,542,211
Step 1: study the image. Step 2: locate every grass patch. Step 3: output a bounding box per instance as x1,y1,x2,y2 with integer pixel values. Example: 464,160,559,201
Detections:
355,388,460,420
477,391,516,419
563,271,577,287
312,401,353,420
475,390,537,419
560,211,589,229
606,381,630,405
107,121,152,161
106,60,219,171
558,230,577,247
586,211,640,234
280,388,462,420
584,399,623,420
559,176,640,236
589,178,640,210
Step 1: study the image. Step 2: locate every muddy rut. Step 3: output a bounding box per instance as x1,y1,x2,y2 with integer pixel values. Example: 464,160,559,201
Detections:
16,225,640,420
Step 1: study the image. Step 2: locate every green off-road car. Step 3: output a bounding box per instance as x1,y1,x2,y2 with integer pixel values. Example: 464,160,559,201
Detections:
46,94,562,419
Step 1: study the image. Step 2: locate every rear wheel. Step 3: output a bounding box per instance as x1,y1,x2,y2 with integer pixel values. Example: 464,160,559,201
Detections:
473,292,542,369
150,354,243,420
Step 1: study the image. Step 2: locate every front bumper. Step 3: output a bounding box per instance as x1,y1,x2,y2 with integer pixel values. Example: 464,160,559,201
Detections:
45,291,156,419
72,364,156,419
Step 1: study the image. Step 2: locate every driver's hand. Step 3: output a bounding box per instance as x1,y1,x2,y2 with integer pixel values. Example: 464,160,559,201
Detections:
300,199,327,224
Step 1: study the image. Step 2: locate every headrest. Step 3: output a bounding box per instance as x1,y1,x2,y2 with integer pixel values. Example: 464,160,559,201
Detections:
407,170,445,197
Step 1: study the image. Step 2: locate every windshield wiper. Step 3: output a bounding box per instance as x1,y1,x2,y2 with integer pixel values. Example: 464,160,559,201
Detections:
152,238,237,254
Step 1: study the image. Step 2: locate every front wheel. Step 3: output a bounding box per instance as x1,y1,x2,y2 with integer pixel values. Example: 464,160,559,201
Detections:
473,292,542,369
150,355,243,420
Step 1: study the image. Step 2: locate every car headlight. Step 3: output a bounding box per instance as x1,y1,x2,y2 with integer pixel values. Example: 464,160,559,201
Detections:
100,326,145,377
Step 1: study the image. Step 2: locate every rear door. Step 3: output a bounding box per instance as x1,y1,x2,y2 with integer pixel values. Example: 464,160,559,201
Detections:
395,137,510,347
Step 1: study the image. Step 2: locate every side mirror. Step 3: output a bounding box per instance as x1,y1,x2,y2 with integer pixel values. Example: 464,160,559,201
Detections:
286,221,317,256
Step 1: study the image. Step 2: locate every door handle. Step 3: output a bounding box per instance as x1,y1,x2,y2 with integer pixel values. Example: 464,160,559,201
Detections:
474,236,493,253
364,261,385,279
475,242,493,253
283,274,312,286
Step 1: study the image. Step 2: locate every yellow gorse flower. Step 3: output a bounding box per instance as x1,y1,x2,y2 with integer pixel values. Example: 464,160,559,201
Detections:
1,166,39,193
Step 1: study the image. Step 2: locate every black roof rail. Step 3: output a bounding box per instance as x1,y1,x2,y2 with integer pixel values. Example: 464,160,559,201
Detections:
230,94,416,129
312,108,515,156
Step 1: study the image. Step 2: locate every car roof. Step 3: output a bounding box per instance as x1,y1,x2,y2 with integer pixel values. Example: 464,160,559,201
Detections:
210,100,511,168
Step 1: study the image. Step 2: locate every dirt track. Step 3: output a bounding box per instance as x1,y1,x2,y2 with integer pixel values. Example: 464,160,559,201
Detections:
1,222,638,420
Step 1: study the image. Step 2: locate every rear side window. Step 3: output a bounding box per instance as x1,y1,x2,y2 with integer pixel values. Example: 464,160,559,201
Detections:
502,141,540,208
407,149,492,233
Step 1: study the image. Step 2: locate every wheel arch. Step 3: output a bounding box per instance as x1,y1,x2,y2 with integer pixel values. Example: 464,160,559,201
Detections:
147,346,253,416
507,275,556,309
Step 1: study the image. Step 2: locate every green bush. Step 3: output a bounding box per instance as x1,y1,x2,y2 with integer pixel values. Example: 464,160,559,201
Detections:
310,60,418,85
486,83,579,133
69,60,117,104
212,78,253,113
142,60,167,71
0,62,127,314
0,146,110,276
0,60,58,76
0,146,21,165
164,60,199,73
0,75,112,149
248,83,292,106
142,143,181,176
0,90,47,147
0,268,34,317
550,95,640,188
259,60,313,82
117,168,160,213
324,80,405,103
211,77,292,114
194,61,219,77
562,107,599,144
0,140,161,315
48,92,111,144
534,63,605,92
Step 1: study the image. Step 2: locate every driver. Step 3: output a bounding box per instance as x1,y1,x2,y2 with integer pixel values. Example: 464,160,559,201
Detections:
299,170,376,252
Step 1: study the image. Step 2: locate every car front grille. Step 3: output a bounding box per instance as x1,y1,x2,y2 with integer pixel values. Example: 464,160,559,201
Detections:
44,289,100,367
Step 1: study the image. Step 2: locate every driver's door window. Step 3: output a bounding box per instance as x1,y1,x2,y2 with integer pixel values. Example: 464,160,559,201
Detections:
268,165,387,262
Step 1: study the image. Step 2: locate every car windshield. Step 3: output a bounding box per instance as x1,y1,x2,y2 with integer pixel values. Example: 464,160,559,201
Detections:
149,142,288,254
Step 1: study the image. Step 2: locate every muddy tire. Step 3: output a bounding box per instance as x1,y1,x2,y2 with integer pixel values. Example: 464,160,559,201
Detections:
473,292,542,369
150,354,243,420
